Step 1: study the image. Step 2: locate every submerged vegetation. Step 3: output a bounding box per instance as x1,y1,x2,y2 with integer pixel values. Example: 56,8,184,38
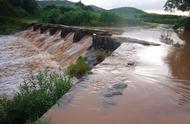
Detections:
66,57,91,78
0,70,71,124
95,50,110,63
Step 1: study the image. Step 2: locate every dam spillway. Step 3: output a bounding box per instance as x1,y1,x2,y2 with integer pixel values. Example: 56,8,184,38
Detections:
1,24,190,124
0,23,120,96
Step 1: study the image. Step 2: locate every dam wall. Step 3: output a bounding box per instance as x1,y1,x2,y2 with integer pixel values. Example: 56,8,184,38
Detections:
15,23,122,68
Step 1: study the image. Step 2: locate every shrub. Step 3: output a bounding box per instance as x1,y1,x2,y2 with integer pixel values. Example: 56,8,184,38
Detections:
95,50,110,63
0,70,71,124
66,57,91,78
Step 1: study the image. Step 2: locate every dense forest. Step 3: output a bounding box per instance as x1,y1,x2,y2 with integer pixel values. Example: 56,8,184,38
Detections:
0,0,39,34
0,0,188,34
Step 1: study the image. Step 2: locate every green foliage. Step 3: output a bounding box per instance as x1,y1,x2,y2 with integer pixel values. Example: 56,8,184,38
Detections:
9,0,39,15
140,13,185,25
164,0,190,12
57,10,78,25
110,7,146,18
0,70,71,124
38,0,76,8
164,0,190,30
95,50,110,63
0,0,17,16
0,0,39,34
40,4,125,26
0,16,31,34
40,3,183,27
99,11,124,26
76,11,99,25
41,8,61,23
66,57,91,78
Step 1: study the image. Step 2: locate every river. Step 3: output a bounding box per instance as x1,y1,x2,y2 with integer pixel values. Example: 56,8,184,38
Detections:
46,25,190,124
1,25,190,124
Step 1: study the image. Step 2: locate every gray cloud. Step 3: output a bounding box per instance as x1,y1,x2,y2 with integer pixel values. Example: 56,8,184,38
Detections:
70,0,167,10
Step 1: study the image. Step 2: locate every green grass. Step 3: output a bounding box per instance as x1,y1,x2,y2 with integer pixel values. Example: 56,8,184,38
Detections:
66,57,91,78
0,70,71,124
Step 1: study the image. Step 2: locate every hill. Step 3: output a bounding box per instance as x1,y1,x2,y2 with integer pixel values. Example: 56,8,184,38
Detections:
37,0,104,11
110,7,147,18
0,0,17,16
0,0,38,34
38,0,75,7
89,5,104,11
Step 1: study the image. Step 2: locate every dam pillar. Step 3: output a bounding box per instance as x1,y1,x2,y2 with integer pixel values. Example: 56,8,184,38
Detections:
92,35,121,51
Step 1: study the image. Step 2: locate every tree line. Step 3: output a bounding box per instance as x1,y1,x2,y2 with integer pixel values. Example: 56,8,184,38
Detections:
40,3,125,26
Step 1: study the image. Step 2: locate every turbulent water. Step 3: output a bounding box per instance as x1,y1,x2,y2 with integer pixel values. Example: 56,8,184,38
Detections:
1,25,190,124
0,28,92,96
45,25,190,124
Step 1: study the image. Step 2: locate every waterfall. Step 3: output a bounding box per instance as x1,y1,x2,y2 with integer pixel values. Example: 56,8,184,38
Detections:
16,26,93,68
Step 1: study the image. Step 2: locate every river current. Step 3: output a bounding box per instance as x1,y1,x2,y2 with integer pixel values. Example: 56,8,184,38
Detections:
47,25,190,124
1,25,190,124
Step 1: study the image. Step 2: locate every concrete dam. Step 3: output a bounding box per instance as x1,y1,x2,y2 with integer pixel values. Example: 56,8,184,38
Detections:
2,24,190,124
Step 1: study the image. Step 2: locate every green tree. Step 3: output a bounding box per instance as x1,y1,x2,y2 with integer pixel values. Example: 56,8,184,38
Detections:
57,11,78,25
99,11,124,26
164,0,190,12
76,11,99,25
41,8,61,23
9,0,39,14
164,0,190,30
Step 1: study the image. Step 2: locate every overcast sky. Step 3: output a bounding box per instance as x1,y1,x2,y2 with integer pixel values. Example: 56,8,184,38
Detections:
69,0,189,15
70,0,166,10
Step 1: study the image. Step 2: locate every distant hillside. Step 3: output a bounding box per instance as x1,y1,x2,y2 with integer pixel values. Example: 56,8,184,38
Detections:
0,0,39,17
38,0,75,7
0,0,17,16
110,7,147,18
37,0,104,11
89,5,104,11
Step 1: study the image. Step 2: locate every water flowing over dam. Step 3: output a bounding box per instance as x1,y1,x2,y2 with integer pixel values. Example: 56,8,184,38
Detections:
1,24,190,124
0,23,114,96
44,25,190,124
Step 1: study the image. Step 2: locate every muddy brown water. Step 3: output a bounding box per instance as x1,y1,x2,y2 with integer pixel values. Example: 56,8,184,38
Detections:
1,25,190,124
45,25,190,124
0,28,92,96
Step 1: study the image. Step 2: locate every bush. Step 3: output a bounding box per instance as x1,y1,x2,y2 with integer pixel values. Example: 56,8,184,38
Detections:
66,57,91,78
0,70,71,124
95,50,110,63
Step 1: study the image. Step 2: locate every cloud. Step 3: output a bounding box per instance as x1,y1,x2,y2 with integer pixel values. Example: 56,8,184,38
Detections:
70,0,167,10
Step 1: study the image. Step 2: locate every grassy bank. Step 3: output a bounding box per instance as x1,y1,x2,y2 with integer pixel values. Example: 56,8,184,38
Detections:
0,70,71,124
